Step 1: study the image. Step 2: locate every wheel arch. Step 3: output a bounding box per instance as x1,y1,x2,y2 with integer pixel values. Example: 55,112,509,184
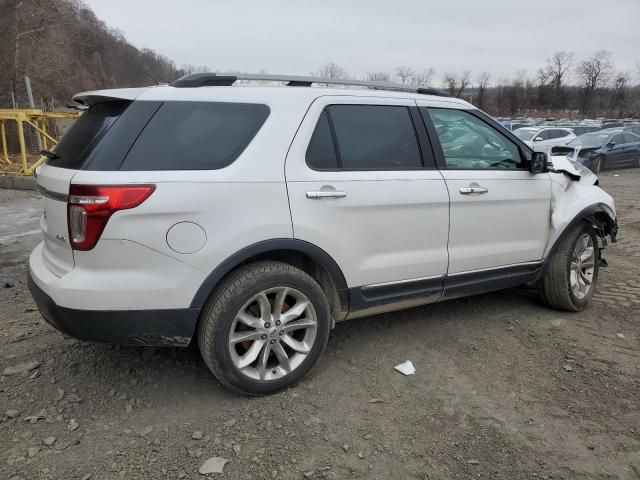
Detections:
543,202,617,273
190,239,350,321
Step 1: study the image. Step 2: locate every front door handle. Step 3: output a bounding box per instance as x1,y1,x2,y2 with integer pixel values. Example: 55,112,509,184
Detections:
306,191,347,199
459,186,488,194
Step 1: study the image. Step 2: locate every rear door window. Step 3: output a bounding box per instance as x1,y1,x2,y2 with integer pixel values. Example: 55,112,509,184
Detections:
306,110,339,169
306,105,422,170
534,130,550,141
47,101,130,169
120,102,269,171
548,129,569,139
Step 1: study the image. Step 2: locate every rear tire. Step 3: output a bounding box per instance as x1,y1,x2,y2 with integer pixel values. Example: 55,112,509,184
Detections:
537,223,599,312
197,261,331,396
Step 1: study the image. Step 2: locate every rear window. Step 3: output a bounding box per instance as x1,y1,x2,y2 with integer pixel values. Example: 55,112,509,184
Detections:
48,101,130,169
120,102,269,171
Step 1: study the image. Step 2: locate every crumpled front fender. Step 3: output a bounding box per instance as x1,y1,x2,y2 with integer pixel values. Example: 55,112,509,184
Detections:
545,174,617,258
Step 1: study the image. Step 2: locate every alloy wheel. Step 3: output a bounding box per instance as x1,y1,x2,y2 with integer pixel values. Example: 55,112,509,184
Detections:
228,287,317,381
569,234,596,300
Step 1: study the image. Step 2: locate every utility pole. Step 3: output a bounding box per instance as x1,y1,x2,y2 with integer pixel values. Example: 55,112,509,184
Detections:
24,75,43,151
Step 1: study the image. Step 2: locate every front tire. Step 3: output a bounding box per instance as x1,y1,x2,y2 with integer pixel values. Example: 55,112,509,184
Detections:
538,223,599,312
197,261,331,396
590,157,601,174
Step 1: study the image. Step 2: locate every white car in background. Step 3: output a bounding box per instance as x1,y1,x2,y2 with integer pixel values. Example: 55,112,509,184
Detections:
513,127,576,154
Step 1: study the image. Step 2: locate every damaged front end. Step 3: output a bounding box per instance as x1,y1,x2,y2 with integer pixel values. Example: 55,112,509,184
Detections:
546,156,618,266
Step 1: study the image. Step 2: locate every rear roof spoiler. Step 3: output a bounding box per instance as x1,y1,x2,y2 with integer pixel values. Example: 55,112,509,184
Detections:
72,87,150,106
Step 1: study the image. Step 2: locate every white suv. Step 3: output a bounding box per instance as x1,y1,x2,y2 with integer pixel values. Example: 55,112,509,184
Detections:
28,73,618,395
513,126,576,154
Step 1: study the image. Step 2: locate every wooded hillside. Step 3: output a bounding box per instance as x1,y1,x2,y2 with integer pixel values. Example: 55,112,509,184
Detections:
0,0,182,109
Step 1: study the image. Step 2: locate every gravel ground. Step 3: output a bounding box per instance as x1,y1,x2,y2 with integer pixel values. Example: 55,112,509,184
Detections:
0,170,638,480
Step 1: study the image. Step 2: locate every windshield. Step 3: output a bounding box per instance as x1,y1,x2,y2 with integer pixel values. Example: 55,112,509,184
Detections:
568,132,611,146
513,129,538,141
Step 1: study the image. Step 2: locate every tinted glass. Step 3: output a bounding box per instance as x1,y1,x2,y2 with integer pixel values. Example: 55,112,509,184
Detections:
569,132,610,146
610,134,624,146
47,101,130,169
121,102,269,171
426,108,523,169
306,111,339,169
83,101,162,171
328,105,421,170
534,130,549,141
623,133,640,144
548,129,568,139
513,129,537,141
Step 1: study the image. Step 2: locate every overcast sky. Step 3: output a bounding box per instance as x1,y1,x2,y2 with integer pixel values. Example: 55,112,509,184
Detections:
85,0,640,83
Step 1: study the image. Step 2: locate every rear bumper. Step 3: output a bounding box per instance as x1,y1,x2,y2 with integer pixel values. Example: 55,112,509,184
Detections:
28,271,199,347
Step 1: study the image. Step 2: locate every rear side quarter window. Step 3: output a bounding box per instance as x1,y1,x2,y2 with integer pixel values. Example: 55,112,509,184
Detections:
120,102,269,171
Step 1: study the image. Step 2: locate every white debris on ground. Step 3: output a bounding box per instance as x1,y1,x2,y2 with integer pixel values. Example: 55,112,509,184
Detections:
199,456,228,475
394,360,416,376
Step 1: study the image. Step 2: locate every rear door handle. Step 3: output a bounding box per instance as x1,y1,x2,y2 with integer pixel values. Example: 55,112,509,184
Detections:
306,191,347,199
459,186,488,194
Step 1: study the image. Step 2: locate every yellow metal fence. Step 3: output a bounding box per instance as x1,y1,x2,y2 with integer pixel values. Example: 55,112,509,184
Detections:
0,109,81,175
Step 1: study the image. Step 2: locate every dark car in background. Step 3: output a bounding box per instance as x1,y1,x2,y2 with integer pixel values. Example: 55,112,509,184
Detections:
551,130,640,173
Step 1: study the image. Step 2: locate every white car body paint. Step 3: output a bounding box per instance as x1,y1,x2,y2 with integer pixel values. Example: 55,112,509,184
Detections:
30,85,616,318
285,95,450,287
545,156,616,256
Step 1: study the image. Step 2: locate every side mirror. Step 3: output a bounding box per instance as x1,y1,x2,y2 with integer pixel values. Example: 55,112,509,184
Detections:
533,136,543,141
607,141,616,148
530,152,547,173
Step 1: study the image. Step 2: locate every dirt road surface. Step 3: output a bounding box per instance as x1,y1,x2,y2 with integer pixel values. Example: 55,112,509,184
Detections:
1,170,638,480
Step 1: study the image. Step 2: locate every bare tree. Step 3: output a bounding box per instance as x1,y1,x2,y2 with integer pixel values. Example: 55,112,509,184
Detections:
609,71,629,114
366,71,392,83
442,71,470,97
443,73,457,96
180,64,209,75
546,51,574,101
411,67,436,87
476,72,490,110
505,70,527,115
534,66,553,111
395,65,415,84
314,62,348,80
576,50,613,113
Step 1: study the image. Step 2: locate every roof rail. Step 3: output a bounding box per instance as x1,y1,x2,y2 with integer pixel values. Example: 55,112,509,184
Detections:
170,72,449,97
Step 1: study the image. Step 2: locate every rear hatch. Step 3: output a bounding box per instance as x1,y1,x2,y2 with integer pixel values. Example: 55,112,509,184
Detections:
35,100,133,277
36,165,75,276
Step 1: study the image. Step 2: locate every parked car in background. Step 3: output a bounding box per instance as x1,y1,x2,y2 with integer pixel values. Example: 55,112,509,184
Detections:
563,125,602,136
620,125,640,136
551,130,640,173
513,126,576,154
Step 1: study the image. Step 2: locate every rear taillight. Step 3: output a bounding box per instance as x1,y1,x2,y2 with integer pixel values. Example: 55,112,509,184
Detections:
67,184,155,251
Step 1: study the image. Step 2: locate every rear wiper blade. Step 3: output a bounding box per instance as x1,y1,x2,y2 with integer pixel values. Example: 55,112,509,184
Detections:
40,149,59,159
